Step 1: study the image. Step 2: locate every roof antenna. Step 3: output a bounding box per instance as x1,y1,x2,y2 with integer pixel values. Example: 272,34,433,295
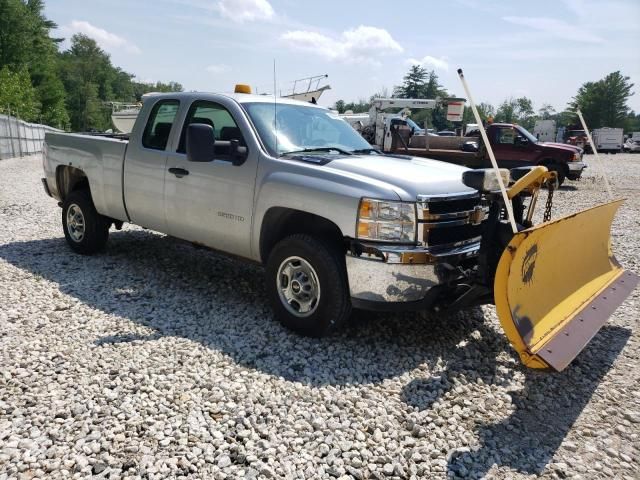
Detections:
273,59,278,157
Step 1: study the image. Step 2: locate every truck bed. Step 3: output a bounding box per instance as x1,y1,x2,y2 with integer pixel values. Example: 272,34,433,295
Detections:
44,132,129,221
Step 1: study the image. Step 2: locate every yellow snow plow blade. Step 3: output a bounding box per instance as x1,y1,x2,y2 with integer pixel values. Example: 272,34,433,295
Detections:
494,199,639,371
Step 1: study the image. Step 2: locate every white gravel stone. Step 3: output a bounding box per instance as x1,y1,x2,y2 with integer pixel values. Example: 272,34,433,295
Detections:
0,154,639,479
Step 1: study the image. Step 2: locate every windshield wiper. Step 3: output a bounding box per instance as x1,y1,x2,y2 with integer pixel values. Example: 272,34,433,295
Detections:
349,148,381,155
281,147,353,156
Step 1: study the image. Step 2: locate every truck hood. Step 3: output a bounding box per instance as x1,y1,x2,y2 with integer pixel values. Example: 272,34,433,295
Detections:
540,142,581,153
322,154,475,201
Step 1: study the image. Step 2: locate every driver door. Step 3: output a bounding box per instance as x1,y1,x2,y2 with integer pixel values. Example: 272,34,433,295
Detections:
491,126,537,167
491,126,518,167
164,100,258,258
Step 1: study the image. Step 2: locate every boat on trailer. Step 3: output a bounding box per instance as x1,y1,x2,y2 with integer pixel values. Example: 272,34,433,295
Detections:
110,102,142,133
280,74,331,103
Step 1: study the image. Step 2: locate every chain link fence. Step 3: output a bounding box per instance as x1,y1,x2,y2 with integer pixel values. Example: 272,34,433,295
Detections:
0,113,62,160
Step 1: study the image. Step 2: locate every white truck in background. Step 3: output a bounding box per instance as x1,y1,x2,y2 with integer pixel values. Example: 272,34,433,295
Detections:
592,128,623,153
533,120,556,143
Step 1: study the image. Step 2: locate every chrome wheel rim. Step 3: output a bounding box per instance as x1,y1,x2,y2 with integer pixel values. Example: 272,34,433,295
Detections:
276,256,321,317
66,203,85,242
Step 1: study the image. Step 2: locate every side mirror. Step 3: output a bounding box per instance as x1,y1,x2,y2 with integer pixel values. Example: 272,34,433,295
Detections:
229,139,248,166
186,123,215,162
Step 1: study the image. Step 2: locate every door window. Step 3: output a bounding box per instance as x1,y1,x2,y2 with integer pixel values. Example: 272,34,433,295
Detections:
142,100,180,150
178,101,245,153
496,128,515,144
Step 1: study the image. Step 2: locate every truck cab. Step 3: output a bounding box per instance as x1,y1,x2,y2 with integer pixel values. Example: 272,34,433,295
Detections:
44,91,492,337
487,123,585,183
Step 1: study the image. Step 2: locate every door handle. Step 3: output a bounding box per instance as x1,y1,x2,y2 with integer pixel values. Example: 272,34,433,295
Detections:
168,167,189,178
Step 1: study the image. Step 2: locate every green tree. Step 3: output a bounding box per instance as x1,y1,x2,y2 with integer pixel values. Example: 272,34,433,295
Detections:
0,0,32,68
0,65,40,120
59,34,112,130
463,102,495,124
495,98,517,123
0,0,68,126
393,66,453,130
0,0,183,131
424,70,446,99
342,99,370,113
334,99,346,114
131,79,183,102
624,111,640,133
569,71,634,129
393,65,429,98
538,103,556,120
495,96,535,128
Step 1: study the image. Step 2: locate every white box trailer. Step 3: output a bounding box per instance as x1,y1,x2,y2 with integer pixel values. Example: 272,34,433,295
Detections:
592,127,623,153
534,119,556,142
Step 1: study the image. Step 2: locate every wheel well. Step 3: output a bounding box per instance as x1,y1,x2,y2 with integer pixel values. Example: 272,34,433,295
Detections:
259,208,346,263
539,159,568,173
56,166,89,200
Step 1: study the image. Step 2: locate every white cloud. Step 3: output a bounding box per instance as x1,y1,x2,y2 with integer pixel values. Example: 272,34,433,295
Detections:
206,64,231,74
502,16,603,43
64,20,141,54
217,0,274,23
406,55,449,72
281,25,403,65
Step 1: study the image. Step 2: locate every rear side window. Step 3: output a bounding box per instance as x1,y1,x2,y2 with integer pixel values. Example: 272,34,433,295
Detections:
177,101,244,153
142,100,180,150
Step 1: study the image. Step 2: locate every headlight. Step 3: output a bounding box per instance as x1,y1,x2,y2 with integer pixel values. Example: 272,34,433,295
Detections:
571,153,581,161
357,198,416,243
462,168,510,192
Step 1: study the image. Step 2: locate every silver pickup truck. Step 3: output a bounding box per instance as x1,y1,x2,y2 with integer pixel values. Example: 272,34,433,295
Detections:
42,90,637,372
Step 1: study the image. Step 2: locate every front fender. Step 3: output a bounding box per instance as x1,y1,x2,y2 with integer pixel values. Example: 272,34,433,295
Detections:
251,169,400,260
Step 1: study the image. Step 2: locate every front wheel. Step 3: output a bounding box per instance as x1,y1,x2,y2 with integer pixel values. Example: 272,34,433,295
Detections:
62,189,110,254
545,164,566,186
265,234,351,337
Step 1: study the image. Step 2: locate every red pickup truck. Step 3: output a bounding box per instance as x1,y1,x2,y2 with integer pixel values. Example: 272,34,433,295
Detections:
400,123,586,185
483,123,586,184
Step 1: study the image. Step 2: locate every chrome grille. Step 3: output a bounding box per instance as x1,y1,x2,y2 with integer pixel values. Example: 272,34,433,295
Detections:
417,192,487,247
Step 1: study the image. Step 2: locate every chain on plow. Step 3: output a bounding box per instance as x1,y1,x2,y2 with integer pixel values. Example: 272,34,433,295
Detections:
544,180,555,222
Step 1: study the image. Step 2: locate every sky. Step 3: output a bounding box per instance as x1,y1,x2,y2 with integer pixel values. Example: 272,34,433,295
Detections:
45,0,640,113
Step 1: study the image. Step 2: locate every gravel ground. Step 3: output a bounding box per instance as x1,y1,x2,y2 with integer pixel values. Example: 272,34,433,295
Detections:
0,153,638,480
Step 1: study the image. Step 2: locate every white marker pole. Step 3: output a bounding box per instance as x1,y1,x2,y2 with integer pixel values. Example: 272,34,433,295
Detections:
576,109,613,201
457,69,517,234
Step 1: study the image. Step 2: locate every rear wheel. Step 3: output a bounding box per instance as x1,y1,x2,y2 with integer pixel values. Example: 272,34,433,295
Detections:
62,189,110,254
265,234,351,337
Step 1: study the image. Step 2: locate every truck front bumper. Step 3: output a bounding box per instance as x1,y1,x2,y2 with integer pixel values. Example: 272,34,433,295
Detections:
567,161,586,180
346,241,480,310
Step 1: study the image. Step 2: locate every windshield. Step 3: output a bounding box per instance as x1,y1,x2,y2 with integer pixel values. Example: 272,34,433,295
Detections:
406,118,422,131
515,125,539,143
243,102,373,156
